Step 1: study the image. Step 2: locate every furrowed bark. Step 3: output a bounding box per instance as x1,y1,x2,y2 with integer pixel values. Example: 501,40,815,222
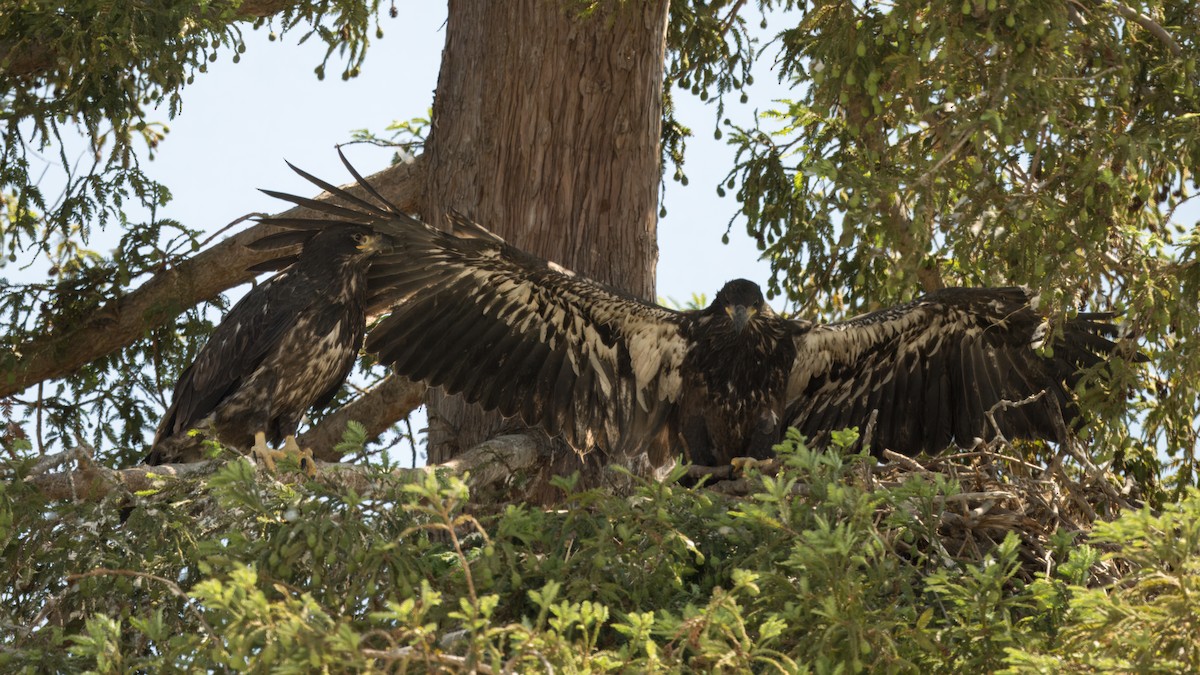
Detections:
422,0,669,470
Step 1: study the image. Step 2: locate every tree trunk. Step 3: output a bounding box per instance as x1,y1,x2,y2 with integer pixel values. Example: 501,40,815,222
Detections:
420,0,669,492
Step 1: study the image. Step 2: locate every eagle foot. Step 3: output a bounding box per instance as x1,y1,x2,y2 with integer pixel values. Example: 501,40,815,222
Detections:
249,431,318,478
281,434,318,478
729,456,779,477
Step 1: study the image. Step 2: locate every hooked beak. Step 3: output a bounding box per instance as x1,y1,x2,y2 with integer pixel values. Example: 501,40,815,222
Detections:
725,304,756,333
356,233,387,256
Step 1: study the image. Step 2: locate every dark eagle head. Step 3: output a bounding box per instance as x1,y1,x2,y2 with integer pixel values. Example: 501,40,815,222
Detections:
710,279,768,334
348,229,388,260
302,227,389,266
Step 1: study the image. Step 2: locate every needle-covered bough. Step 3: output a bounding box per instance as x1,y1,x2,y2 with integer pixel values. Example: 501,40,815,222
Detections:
236,151,1140,474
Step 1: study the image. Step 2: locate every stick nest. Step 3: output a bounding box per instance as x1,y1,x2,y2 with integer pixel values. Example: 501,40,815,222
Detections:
695,441,1142,586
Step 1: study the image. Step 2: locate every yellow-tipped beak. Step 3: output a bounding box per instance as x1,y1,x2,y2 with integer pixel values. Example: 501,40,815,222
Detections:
725,304,757,332
356,233,386,255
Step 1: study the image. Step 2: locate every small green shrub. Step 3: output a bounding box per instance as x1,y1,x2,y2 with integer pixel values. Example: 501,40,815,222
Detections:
3,434,1196,673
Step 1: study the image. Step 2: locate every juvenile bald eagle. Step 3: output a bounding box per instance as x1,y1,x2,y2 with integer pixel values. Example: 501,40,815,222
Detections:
256,154,1134,468
145,227,386,470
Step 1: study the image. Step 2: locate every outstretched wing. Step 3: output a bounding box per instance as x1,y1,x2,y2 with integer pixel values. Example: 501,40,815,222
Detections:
257,153,691,463
787,287,1122,456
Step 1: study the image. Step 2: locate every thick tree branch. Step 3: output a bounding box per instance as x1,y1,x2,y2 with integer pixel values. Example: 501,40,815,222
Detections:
1,0,302,81
1,156,424,399
19,432,541,502
300,373,427,461
317,434,543,496
21,452,219,501
437,434,543,493
1107,1,1183,58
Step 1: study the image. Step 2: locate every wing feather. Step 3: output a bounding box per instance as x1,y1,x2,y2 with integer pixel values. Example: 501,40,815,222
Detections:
893,351,919,450
787,287,1127,456
256,157,691,460
956,339,984,442
457,324,520,402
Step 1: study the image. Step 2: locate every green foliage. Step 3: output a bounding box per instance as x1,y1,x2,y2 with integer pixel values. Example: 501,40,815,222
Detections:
8,434,1195,672
0,0,393,461
661,0,763,187
2,5,1198,665
0,210,221,459
351,109,432,164
1006,489,1200,672
333,419,370,458
707,0,1198,487
729,1,1199,302
1,0,386,245
657,291,708,311
3,0,1188,494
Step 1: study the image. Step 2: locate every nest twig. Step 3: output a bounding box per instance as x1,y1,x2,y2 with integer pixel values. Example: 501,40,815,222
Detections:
705,440,1139,586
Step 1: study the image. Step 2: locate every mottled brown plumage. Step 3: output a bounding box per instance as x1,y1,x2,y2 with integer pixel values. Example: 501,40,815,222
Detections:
784,287,1123,456
253,153,1136,467
146,227,384,466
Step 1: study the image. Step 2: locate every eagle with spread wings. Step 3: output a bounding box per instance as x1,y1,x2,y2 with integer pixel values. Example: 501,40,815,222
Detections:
253,153,1134,469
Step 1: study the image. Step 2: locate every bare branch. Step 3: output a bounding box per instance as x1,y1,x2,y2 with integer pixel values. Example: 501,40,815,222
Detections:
685,463,737,482
861,408,878,454
717,0,748,36
22,457,220,501
29,445,93,476
1,156,425,399
300,373,426,461
914,131,973,187
1107,1,1183,58
983,390,1048,446
18,431,541,503
438,434,543,490
881,449,930,473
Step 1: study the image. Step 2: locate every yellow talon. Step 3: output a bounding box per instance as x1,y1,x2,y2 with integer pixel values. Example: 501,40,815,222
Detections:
729,456,777,477
282,435,318,478
250,430,279,472
248,431,317,478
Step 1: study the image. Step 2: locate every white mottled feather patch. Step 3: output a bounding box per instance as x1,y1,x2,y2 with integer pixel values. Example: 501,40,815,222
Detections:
547,261,576,277
627,321,687,409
